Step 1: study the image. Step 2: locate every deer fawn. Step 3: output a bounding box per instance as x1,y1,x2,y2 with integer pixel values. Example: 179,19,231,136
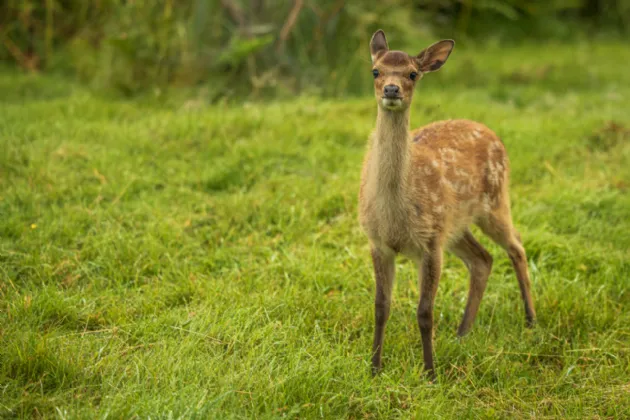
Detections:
359,30,536,378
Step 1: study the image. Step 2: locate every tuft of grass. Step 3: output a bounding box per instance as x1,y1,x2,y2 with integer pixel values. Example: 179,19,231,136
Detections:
1,40,630,418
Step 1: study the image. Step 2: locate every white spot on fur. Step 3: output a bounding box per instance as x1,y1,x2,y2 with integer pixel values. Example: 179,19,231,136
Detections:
482,194,491,212
455,168,469,178
442,178,456,191
439,148,457,162
487,161,502,186
415,131,427,142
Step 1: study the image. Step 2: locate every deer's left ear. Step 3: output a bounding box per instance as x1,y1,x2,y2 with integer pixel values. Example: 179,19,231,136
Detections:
370,30,389,64
415,40,455,73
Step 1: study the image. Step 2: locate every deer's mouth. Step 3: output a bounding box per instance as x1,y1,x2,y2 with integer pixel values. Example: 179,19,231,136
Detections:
381,97,404,110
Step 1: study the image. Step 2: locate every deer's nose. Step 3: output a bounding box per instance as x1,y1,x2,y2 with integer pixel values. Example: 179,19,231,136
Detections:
383,84,400,98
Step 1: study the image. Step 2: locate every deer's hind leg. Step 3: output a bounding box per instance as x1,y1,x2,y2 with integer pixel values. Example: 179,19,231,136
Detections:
450,230,494,337
477,205,536,327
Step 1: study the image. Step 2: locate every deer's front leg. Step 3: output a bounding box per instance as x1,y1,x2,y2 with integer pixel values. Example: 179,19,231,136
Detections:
417,243,443,380
371,246,395,376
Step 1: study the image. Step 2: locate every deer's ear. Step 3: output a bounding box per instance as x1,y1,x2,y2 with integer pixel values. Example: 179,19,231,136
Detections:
416,40,454,73
370,30,389,63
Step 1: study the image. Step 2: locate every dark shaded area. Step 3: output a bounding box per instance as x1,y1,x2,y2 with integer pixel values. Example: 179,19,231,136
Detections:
1,1,628,99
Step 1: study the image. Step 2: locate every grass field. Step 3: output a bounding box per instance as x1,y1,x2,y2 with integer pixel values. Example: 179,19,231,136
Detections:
1,40,630,418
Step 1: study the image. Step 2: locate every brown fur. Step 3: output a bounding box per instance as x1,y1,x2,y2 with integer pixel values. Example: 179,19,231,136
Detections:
360,30,536,379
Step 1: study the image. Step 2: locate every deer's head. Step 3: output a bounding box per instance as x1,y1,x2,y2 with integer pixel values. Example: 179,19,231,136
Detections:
370,30,454,112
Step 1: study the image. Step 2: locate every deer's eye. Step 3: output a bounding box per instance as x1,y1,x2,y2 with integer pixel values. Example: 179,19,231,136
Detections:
410,72,418,81
372,69,379,79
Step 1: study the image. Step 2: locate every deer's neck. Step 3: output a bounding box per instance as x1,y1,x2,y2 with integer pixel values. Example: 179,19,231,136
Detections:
369,108,411,196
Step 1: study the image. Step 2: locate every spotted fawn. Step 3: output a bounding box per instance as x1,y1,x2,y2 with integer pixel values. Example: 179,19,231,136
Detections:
358,30,536,378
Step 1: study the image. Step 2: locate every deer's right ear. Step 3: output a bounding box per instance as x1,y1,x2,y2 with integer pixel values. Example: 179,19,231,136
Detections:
370,30,388,64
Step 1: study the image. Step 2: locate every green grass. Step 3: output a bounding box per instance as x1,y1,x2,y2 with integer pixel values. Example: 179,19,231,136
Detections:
1,40,630,418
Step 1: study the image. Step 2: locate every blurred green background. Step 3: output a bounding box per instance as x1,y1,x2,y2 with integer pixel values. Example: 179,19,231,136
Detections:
2,2,630,418
2,0,629,99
